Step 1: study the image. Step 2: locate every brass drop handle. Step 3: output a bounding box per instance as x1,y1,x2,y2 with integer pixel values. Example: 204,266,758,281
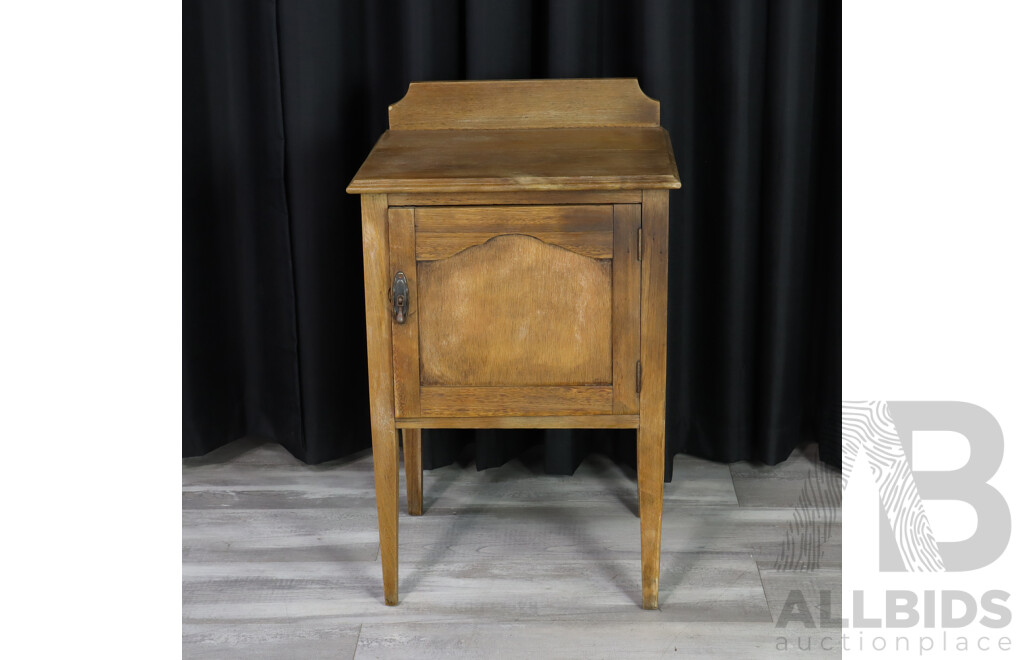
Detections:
391,271,409,324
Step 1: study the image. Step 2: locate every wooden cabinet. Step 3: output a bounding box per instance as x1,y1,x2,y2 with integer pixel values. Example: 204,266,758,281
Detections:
347,79,680,609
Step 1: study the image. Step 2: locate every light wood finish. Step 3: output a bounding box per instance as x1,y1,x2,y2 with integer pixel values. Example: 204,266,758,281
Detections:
418,235,612,387
415,205,612,232
395,415,639,429
414,204,614,260
638,189,670,609
184,440,841,657
388,207,420,418
388,190,642,206
419,386,613,417
611,204,642,414
402,428,423,516
417,231,612,261
346,127,681,193
386,79,660,130
349,80,680,609
360,193,400,606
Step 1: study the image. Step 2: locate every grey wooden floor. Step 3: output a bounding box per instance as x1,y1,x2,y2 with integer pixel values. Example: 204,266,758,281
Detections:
184,439,841,659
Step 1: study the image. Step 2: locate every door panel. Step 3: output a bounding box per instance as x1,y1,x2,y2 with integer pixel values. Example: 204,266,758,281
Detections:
416,230,613,261
389,204,640,418
418,233,612,387
415,205,613,259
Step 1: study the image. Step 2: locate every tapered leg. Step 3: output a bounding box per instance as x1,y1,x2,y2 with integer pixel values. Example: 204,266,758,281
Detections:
638,189,670,610
403,428,423,515
371,420,399,605
361,193,400,606
637,420,665,610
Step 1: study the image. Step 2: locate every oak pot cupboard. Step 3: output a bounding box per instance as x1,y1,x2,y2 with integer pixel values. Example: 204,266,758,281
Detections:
347,79,680,609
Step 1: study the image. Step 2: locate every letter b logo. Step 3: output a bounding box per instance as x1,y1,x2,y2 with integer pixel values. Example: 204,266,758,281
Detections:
843,401,1010,572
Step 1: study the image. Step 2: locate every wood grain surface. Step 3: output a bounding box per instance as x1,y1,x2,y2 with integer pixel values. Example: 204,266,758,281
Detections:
183,440,842,658
419,386,613,417
637,189,670,609
414,204,613,260
360,193,400,605
402,428,423,516
388,207,420,417
611,204,642,414
387,190,641,206
346,127,680,193
417,230,613,261
415,205,613,233
394,415,638,429
345,79,686,614
386,79,660,130
417,234,613,387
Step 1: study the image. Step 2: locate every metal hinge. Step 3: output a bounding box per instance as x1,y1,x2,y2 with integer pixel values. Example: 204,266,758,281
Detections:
637,227,643,261
636,360,642,394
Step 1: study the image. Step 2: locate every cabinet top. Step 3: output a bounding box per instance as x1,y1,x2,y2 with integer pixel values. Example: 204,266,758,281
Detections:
347,79,680,194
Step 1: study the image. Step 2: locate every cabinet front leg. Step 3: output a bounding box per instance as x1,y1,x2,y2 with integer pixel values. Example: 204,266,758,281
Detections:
637,419,664,610
371,420,399,605
638,189,669,610
361,193,400,606
403,428,423,516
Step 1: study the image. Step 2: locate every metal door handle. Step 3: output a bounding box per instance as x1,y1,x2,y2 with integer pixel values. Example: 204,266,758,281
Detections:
391,271,409,324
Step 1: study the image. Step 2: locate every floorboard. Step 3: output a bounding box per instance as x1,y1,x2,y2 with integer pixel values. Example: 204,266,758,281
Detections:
183,438,841,658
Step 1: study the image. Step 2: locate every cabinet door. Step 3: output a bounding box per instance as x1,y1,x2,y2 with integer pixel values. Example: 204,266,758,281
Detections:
389,204,640,418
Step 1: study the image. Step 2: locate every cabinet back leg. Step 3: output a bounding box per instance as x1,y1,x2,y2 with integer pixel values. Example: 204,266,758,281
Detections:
403,428,423,515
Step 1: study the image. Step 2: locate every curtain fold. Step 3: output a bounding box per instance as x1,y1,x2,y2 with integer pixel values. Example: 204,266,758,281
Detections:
183,0,840,475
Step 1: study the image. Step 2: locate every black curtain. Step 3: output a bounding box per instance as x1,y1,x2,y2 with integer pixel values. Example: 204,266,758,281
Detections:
183,0,840,475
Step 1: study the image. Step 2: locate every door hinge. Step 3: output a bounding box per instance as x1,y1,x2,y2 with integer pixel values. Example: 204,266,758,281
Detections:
635,360,642,394
637,227,643,261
